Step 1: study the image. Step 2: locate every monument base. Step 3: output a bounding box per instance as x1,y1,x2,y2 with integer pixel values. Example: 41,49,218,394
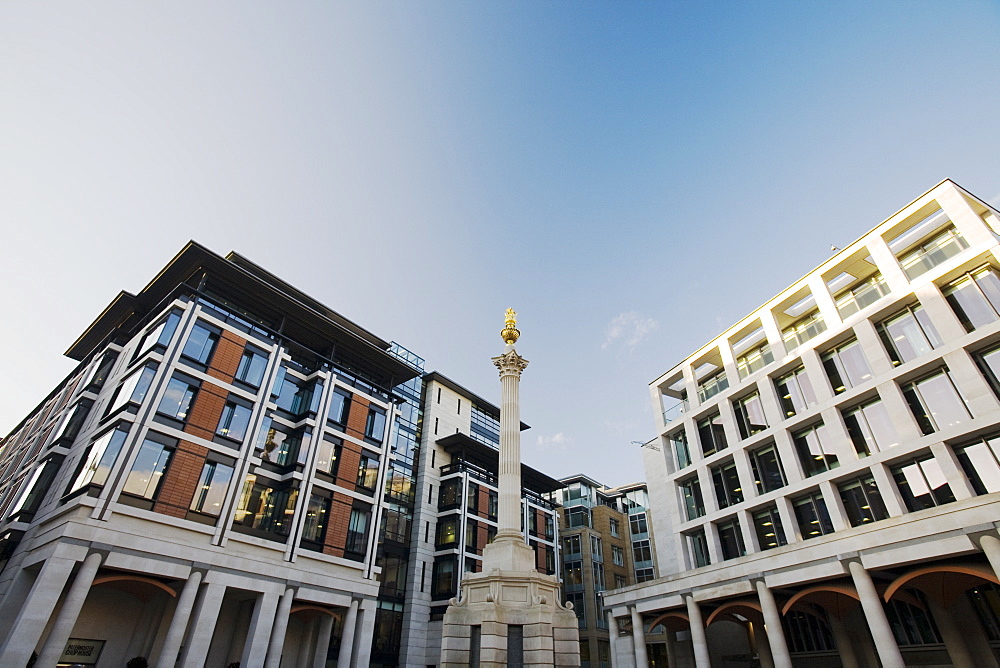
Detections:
439,545,581,668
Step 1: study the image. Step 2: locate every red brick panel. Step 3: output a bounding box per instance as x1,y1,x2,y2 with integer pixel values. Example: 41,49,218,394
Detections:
154,440,209,518
323,497,354,557
478,487,490,519
345,395,370,439
477,524,489,549
206,330,247,384
535,541,546,571
184,382,228,441
335,441,362,491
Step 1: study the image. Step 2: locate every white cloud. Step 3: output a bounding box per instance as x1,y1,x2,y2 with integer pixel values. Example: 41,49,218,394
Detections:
602,311,658,352
536,432,571,451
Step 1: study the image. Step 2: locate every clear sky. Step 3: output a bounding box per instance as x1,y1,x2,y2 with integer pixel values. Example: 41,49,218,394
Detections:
2,1,1000,487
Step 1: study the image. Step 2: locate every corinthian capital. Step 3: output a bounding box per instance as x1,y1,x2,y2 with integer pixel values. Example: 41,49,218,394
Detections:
492,350,529,378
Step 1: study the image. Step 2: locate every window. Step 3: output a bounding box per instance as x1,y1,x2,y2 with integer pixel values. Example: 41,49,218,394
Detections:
564,561,583,587
842,398,899,456
697,370,728,403
733,392,768,439
711,460,743,508
632,539,652,565
564,534,582,556
565,591,585,627
670,430,691,469
592,563,606,591
189,460,234,517
83,350,119,392
897,224,969,280
609,518,620,537
611,544,625,566
436,518,459,548
180,321,220,366
70,424,130,492
216,400,252,441
257,421,305,468
157,375,199,421
122,436,175,500
968,583,1000,642
835,274,889,319
749,443,787,493
943,267,1000,332
688,529,710,567
821,339,873,394
431,557,458,600
591,535,603,561
233,476,299,539
274,375,315,416
782,310,827,350
891,454,955,511
752,504,787,550
792,422,839,477
614,573,627,588
680,477,705,521
439,479,461,509
885,592,942,645
774,366,816,418
838,474,889,526
235,347,268,387
135,311,181,359
737,343,774,380
901,368,971,434
315,435,341,477
327,388,351,425
717,518,745,560
567,507,591,528
629,512,648,535
954,436,1000,495
697,412,727,456
8,458,63,520
107,363,157,415
784,609,836,653
793,490,834,539
52,399,94,444
877,304,942,366
365,407,387,442
346,507,371,555
357,451,380,491
975,344,1000,398
382,504,410,545
635,567,655,583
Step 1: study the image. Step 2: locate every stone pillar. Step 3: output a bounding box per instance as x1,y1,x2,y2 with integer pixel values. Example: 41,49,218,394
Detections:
928,597,977,668
180,581,227,667
755,580,792,668
313,613,336,668
631,607,648,668
848,561,904,668
242,591,280,667
492,346,529,541
297,618,318,667
685,594,711,668
753,625,774,668
264,587,296,668
155,570,203,667
980,534,1000,578
337,599,359,668
827,612,859,668
664,629,677,668
607,613,619,668
37,552,104,666
0,556,76,666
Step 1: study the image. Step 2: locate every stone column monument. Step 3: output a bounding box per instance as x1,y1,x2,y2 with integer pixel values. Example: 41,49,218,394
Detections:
439,309,581,667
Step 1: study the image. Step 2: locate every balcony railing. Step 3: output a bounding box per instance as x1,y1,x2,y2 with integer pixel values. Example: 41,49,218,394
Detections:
662,400,689,424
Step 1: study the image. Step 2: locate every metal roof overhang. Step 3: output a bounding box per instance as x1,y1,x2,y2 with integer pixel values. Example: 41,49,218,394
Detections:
436,432,565,494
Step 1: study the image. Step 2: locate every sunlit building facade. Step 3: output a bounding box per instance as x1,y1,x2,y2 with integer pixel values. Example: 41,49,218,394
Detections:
605,180,1000,667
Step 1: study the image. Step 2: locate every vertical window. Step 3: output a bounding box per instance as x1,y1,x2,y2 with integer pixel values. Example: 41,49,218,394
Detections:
614,573,628,588
233,477,299,538
697,412,727,456
733,392,768,438
327,389,351,425
688,529,710,567
107,363,157,415
438,479,461,509
592,563,606,590
567,506,591,528
157,375,199,421
609,518,620,537
632,539,652,565
752,504,787,550
52,399,94,444
749,443,787,493
70,424,130,492
901,368,971,435
629,512,648,535
943,267,1000,332
736,343,774,380
301,494,331,544
216,400,252,441
822,339,873,394
711,460,743,508
235,347,268,387
190,460,235,516
259,423,305,468
697,370,728,403
792,422,840,477
784,609,837,652
611,545,625,566
346,507,371,554
774,367,816,418
953,436,1000,495
564,561,583,587
842,398,899,456
838,474,889,526
181,322,220,365
436,517,459,548
365,407,387,442
590,535,603,561
122,437,175,500
891,454,955,511
975,344,1000,399
431,557,457,599
8,458,63,520
274,376,314,416
793,490,834,539
357,451,380,491
834,274,889,319
670,430,691,469
717,518,746,560
782,310,827,350
135,311,181,359
877,304,942,366
565,592,585,628
313,435,340,478
680,477,705,520
83,350,119,392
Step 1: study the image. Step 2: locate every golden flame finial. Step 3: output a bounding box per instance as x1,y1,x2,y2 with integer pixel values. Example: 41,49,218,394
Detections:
501,308,520,345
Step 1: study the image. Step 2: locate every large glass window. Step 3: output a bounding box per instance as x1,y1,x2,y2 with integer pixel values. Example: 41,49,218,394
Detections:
157,375,199,422
737,343,774,380
611,544,625,566
877,304,942,366
233,476,299,539
8,458,62,520
357,451,380,492
774,367,816,418
632,539,652,565
954,436,1000,495
564,534,582,556
567,506,591,528
70,424,130,492
680,477,705,521
629,512,648,536
838,474,889,526
122,437,175,500
274,376,315,416
885,593,943,645
365,407,387,442
688,529,710,567
752,504,787,550
943,267,1000,332
52,399,94,444
733,392,768,439
135,311,181,359
83,350,119,392
327,388,351,426
592,562,606,591
822,339,873,394
842,399,899,456
749,443,786,493
697,370,728,403
835,274,889,319
235,346,268,387
784,609,836,653
697,412,727,456
107,364,157,415
793,490,834,539
346,507,371,555
711,460,743,508
431,557,458,599
782,310,827,350
216,400,252,441
897,225,969,280
975,344,1000,399
439,479,461,509
792,422,839,477
189,460,234,517
564,561,583,587
891,454,955,511
436,517,459,548
901,368,971,435
181,322,220,366
670,430,691,469
717,518,745,560
258,421,306,468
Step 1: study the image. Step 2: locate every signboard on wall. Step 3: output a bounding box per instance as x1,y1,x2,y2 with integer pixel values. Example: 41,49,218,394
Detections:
59,638,105,665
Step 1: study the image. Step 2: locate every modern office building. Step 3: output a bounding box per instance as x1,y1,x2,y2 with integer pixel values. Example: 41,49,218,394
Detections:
605,180,1000,668
0,241,562,668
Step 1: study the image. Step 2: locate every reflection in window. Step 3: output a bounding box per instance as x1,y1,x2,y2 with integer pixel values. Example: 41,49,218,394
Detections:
301,494,331,544
886,592,942,645
233,476,299,538
877,304,942,366
793,490,834,539
838,474,889,526
670,430,691,469
792,422,840,477
135,311,181,360
897,225,969,280
70,425,130,492
891,454,955,511
680,477,705,521
107,364,157,415
235,347,268,387
749,443,787,493
181,322,220,365
752,504,787,550
327,388,351,425
346,507,371,555
365,407,387,442
943,267,1000,332
564,560,583,587
822,339,873,394
357,451,380,491
697,370,728,403
157,376,198,421
843,399,899,457
782,310,827,351
954,436,1000,495
431,557,458,599
784,609,836,652
217,401,252,441
122,437,174,500
697,412,727,456
975,345,1000,399
688,529,710,567
52,399,94,444
835,274,889,319
711,460,743,508
736,343,774,380
717,518,745,560
190,460,234,517
733,392,768,439
83,350,119,391
901,368,971,435
774,367,816,418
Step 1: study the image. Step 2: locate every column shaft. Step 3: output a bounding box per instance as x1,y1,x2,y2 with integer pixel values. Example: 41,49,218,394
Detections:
981,534,1000,578
755,580,792,668
0,556,76,667
631,606,648,668
241,591,280,667
498,372,522,536
848,561,904,668
37,552,104,666
337,600,359,668
929,597,976,668
607,613,619,668
155,570,203,667
264,587,296,668
664,629,677,668
685,595,711,668
181,581,227,667
313,613,336,668
827,612,859,668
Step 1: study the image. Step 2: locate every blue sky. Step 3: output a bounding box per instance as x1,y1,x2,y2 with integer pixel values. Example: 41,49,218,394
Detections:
2,1,1000,486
